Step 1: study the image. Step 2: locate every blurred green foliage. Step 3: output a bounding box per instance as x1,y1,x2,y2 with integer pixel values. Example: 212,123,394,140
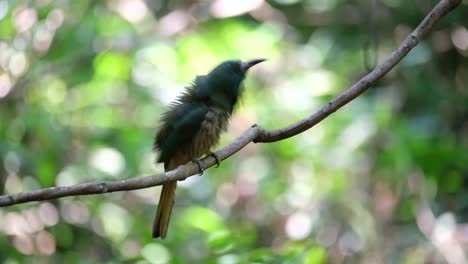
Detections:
0,0,467,263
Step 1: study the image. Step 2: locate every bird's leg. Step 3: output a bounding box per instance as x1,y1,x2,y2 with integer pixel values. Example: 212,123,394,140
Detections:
209,152,221,168
191,153,221,175
192,159,205,176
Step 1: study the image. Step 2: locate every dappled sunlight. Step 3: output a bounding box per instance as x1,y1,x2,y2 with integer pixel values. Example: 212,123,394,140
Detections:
8,51,28,77
13,6,37,33
56,165,83,186
285,211,314,240
13,235,34,255
120,239,142,258
89,147,126,177
451,26,468,50
33,8,64,53
60,201,90,225
338,114,376,154
210,0,264,18
1,204,59,256
38,203,59,227
5,174,22,194
0,73,13,98
108,0,148,24
141,243,171,264
158,10,193,36
128,186,160,205
416,207,468,264
182,207,225,233
306,70,336,96
0,0,466,262
35,230,56,255
3,212,32,236
99,202,131,241
216,182,239,208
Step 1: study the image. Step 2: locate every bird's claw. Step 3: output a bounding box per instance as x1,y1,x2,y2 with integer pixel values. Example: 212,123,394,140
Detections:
192,153,221,175
210,153,221,168
192,159,205,176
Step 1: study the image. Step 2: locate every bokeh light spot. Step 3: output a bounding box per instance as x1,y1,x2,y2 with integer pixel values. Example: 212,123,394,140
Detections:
38,203,59,227
60,201,90,225
35,230,56,256
0,74,13,98
13,6,37,32
285,212,313,240
211,0,264,18
99,203,131,241
89,147,125,177
451,26,468,50
141,243,171,264
9,51,28,77
13,235,34,255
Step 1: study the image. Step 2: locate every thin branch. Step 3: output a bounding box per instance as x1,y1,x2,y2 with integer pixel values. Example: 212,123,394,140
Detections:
0,0,462,207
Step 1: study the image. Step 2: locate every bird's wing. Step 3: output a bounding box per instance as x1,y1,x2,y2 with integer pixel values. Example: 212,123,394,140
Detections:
155,103,209,163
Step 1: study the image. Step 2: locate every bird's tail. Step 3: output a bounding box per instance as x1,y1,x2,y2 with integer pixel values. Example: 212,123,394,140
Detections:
152,181,177,238
152,158,183,239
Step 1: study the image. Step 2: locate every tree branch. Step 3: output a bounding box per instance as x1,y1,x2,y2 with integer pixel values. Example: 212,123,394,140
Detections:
0,0,462,207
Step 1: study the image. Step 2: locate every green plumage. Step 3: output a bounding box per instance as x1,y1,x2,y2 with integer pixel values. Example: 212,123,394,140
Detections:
154,60,248,162
152,59,265,239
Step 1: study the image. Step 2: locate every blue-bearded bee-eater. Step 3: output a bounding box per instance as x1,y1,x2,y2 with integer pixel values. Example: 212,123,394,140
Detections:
152,59,265,238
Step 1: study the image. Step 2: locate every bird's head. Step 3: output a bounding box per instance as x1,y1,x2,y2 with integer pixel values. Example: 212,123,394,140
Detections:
203,59,265,111
207,59,265,85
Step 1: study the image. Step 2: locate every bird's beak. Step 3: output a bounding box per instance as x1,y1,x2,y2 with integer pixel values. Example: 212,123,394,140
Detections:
241,59,266,72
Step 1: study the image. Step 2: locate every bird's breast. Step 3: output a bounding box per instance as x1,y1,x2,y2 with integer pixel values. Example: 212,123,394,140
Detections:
188,107,230,159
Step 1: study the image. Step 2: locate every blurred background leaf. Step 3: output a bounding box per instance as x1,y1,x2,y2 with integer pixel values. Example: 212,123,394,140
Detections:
0,0,467,263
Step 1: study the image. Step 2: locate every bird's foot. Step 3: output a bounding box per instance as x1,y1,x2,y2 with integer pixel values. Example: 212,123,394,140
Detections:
192,159,205,176
209,152,221,168
192,153,221,175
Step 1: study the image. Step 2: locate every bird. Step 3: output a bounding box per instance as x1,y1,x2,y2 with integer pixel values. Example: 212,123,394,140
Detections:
152,59,265,239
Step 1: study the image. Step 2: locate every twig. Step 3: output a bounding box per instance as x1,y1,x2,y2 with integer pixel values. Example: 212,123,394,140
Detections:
0,0,462,207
